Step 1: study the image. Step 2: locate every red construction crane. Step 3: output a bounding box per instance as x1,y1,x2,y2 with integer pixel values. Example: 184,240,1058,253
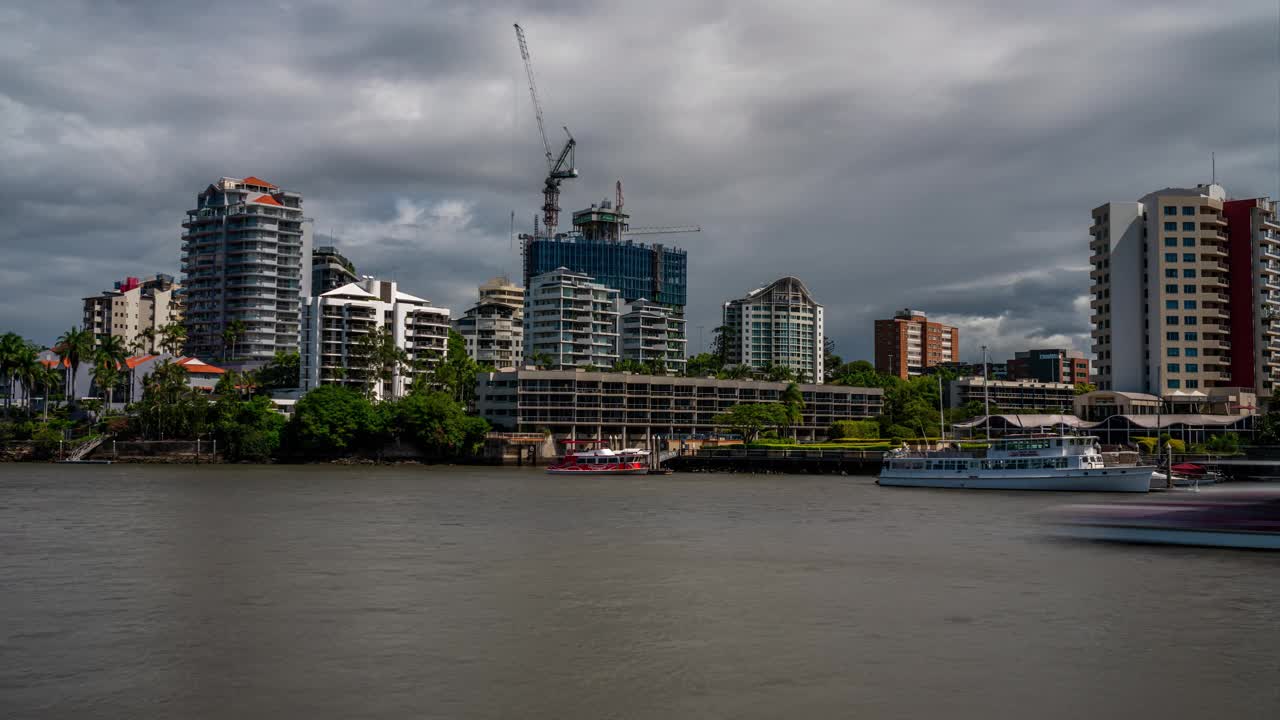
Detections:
514,23,577,238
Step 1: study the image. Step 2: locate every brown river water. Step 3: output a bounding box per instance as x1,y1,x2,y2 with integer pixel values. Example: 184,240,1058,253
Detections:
3,464,1279,719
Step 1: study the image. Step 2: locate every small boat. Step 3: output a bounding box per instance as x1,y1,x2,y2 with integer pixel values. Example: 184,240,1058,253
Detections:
546,440,651,475
877,434,1153,492
1050,489,1280,549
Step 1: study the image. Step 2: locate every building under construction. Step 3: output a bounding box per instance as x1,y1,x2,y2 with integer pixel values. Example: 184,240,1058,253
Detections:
522,199,689,310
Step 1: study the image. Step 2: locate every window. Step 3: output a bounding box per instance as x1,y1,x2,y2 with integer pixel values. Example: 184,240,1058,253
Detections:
1183,237,1196,247
1184,284,1196,293
1165,238,1177,247
1164,253,1177,262
1166,316,1179,325
1165,284,1178,293
1183,222,1196,231
1168,379,1181,389
1183,206,1196,216
1183,300,1197,309
1165,300,1178,309
1166,331,1179,341
1165,269,1178,278
1184,316,1198,325
1185,348,1198,357
1168,363,1180,373
1184,331,1198,341
1164,207,1178,216
1164,222,1177,231
1187,379,1200,388
1167,348,1180,356
1183,269,1196,278
1185,363,1199,373
1183,253,1195,262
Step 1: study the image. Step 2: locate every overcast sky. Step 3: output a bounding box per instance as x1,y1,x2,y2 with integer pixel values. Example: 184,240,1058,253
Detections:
2,0,1278,363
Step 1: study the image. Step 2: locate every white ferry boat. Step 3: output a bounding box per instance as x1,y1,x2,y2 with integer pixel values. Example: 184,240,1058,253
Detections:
877,435,1153,492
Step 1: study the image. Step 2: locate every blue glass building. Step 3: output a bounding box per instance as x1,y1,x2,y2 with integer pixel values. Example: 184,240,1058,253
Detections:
522,203,688,309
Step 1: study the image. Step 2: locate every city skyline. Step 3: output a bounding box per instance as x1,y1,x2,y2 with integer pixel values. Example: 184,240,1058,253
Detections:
3,1,1279,363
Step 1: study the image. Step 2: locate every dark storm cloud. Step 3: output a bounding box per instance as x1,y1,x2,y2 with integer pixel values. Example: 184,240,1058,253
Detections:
1,0,1277,363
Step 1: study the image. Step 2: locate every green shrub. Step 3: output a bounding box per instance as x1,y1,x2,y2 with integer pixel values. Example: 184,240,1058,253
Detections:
828,420,880,440
30,425,63,460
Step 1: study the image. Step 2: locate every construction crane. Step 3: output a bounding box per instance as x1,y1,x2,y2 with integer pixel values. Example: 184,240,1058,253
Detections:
514,23,577,238
623,226,702,236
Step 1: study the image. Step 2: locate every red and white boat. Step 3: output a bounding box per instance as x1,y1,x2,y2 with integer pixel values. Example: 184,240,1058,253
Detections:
546,440,651,475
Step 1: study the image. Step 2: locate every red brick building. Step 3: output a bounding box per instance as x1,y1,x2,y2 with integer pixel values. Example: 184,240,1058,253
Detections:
874,309,959,379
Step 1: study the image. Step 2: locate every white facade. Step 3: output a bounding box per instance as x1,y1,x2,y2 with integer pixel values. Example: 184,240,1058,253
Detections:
182,176,313,366
82,275,182,353
300,278,450,400
620,299,687,372
454,276,524,369
722,276,824,382
524,268,620,369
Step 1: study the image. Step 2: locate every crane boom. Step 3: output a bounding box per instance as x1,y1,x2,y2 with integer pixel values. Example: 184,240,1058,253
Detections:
514,23,552,168
623,225,702,236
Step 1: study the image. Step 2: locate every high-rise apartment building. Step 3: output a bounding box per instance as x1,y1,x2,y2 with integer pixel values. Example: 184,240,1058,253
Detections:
1008,348,1090,385
312,246,357,294
523,201,688,310
82,275,182,353
874,309,958,379
300,278,450,400
722,276,824,382
524,268,620,369
181,176,312,366
620,299,687,373
1088,183,1280,395
454,276,524,369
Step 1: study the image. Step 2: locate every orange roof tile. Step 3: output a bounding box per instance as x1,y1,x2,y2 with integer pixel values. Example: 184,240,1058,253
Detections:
241,175,277,189
125,355,158,369
251,193,283,207
41,358,69,368
176,357,226,374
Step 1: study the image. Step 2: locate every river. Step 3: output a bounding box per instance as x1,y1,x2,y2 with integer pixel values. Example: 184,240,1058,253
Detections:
3,464,1279,719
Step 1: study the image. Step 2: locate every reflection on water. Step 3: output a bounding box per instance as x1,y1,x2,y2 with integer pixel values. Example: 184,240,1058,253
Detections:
3,464,1280,719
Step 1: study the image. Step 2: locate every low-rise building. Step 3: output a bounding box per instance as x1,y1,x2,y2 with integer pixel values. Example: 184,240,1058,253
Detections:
620,299,687,373
948,377,1076,413
524,268,620,369
1008,348,1090,385
300,278,450,400
476,369,883,443
82,275,182,353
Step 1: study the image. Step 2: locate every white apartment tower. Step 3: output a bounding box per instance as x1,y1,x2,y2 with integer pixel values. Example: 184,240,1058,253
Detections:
524,268,620,369
620,299,687,373
454,276,525,369
300,278,451,400
181,176,312,366
722,276,825,382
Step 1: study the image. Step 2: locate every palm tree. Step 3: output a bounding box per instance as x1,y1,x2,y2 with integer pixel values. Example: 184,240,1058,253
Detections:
91,363,122,413
93,336,128,409
0,332,23,416
138,326,158,355
13,343,41,412
55,327,93,405
159,323,187,357
222,319,246,361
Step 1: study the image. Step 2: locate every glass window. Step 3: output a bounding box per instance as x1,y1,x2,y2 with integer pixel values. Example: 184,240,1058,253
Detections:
1185,348,1198,357
1164,207,1178,216
1164,238,1177,247
1182,269,1196,278
1165,300,1178,309
1164,253,1177,262
1183,237,1196,247
1168,363,1180,373
1165,331,1179,341
1187,379,1199,388
1165,269,1178,278
1164,222,1177,231
1184,316,1198,325
1185,363,1199,373
1166,316,1179,325
1168,379,1181,389
1183,222,1196,231
1183,284,1196,293
1182,253,1195,262
1184,331,1198,341
1165,284,1178,293
1183,207,1195,216
1183,300,1197,309
1167,348,1180,357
